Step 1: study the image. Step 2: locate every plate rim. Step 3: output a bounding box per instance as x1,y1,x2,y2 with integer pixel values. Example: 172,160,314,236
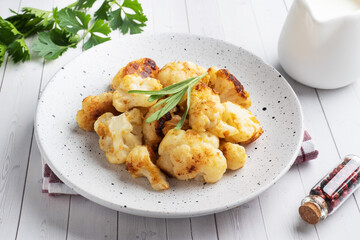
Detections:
35,32,304,218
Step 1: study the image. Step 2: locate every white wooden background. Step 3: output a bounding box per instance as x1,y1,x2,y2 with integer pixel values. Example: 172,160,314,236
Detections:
1,0,359,239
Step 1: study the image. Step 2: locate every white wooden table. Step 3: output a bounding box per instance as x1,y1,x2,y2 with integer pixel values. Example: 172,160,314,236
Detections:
1,0,360,239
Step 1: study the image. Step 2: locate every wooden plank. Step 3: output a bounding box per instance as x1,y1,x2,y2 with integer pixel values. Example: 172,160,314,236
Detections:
16,1,109,240
217,0,265,59
216,199,267,240
0,34,45,240
66,196,117,240
141,0,154,33
16,37,82,240
152,0,188,33
166,218,192,240
186,0,224,39
190,216,218,240
16,135,70,240
0,1,54,237
117,213,166,240
0,0,22,91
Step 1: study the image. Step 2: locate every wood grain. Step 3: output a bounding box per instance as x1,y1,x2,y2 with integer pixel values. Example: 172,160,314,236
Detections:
0,0,52,235
118,213,166,240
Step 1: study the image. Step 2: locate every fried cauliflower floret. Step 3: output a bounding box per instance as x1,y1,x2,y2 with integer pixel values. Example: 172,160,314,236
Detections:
112,74,162,112
189,82,238,138
94,109,143,164
143,106,190,150
220,142,247,170
222,102,263,144
76,92,119,131
111,58,159,90
208,67,251,108
157,129,227,183
157,61,207,87
126,145,170,191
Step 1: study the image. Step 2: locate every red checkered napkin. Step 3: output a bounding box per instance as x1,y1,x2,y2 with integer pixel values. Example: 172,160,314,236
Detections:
42,130,318,195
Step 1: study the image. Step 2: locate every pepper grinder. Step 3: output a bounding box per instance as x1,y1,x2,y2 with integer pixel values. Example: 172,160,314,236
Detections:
299,155,360,224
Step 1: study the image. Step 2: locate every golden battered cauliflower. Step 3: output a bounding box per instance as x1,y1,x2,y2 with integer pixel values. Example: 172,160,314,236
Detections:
189,82,238,138
76,92,119,131
126,145,170,191
94,109,143,164
157,129,227,183
222,102,263,144
112,74,163,112
157,61,207,87
111,58,159,90
143,105,189,150
208,67,251,108
220,142,247,170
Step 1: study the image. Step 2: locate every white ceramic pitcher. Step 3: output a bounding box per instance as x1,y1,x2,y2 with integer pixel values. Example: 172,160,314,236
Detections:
278,0,360,89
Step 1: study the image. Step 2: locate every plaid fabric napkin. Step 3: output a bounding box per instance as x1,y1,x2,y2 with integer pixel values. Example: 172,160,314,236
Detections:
42,130,318,196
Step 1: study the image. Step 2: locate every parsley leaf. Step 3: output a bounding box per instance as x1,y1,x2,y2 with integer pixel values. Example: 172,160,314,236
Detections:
84,19,111,50
0,0,148,67
6,10,54,37
0,43,7,66
108,9,122,30
121,15,146,34
56,8,91,34
122,0,144,13
108,0,147,34
0,17,30,63
7,38,30,63
75,0,97,10
33,31,72,60
94,0,111,20
0,17,21,45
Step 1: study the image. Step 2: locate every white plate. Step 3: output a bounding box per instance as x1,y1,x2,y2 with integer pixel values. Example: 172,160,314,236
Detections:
35,33,303,218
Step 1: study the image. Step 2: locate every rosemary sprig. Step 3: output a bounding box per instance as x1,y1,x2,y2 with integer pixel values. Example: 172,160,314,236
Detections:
128,72,208,129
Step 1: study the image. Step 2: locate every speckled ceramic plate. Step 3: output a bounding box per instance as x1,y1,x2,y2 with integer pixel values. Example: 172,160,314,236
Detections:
35,33,303,218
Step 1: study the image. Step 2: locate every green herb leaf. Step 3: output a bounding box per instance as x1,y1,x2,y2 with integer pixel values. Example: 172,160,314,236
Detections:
7,37,30,63
122,0,144,12
120,14,146,34
108,0,147,34
175,82,194,129
148,94,163,102
0,0,148,65
0,17,30,64
146,89,186,123
22,7,50,19
94,0,111,20
75,0,97,10
0,16,22,44
83,34,110,50
6,7,54,36
129,76,197,95
0,43,7,66
132,73,208,128
108,9,123,30
84,19,111,50
33,31,70,60
56,8,91,34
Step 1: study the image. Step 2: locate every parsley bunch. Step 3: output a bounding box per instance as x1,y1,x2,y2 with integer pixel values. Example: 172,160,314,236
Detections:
0,0,147,67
